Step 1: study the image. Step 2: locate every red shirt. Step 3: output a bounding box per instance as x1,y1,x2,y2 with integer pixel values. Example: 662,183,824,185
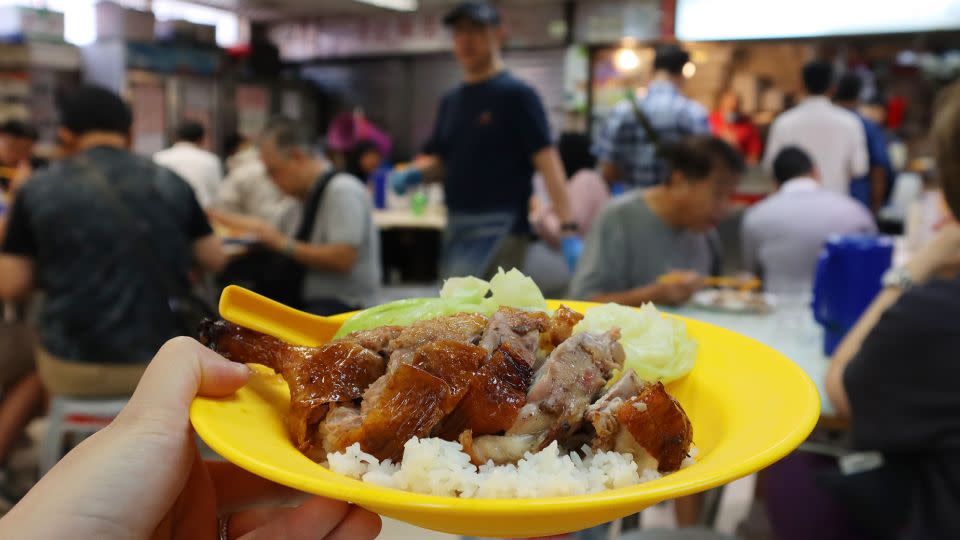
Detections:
709,111,762,161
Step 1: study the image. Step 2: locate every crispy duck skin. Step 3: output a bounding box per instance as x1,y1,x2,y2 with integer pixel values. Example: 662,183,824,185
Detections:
436,341,534,440
615,382,693,473
386,312,489,372
198,319,386,461
341,363,454,462
410,340,488,409
539,305,585,354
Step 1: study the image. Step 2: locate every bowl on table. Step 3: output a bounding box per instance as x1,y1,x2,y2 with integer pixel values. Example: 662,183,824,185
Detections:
190,291,820,538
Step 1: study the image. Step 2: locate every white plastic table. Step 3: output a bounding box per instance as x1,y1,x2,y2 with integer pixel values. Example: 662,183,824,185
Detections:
373,208,447,230
669,304,834,417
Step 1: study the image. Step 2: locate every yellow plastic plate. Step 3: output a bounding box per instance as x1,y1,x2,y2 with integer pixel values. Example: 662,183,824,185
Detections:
191,299,820,538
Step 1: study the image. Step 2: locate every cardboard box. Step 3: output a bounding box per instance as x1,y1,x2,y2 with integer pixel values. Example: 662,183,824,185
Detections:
95,1,156,43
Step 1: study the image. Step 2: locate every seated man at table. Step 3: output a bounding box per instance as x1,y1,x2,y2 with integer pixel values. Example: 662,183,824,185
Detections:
742,146,876,295
0,84,227,397
569,135,744,306
825,81,960,539
208,116,381,315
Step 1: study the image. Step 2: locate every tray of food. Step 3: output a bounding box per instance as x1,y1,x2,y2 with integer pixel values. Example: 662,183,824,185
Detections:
691,288,776,314
190,269,818,538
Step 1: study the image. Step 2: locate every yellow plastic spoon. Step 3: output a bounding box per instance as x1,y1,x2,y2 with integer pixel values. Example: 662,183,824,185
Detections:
218,285,352,347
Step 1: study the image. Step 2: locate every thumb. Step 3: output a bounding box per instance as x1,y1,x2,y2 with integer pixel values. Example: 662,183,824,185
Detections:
121,336,250,424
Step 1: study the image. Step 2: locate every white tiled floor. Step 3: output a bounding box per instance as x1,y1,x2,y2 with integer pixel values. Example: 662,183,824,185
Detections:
376,475,757,539
379,518,457,540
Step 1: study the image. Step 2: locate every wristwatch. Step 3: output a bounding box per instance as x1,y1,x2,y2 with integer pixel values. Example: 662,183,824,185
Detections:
881,266,916,291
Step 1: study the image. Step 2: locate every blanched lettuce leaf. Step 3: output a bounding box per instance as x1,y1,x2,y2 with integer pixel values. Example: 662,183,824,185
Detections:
334,297,497,338
333,269,545,339
573,303,697,384
488,268,547,311
439,276,490,303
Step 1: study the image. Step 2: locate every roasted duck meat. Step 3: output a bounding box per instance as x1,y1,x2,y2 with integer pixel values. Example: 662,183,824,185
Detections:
479,307,549,362
386,312,489,372
540,305,585,354
410,340,488,409
615,382,693,472
341,363,454,461
584,370,693,473
510,330,624,439
329,339,487,461
343,326,405,360
198,320,387,460
459,429,542,466
436,342,534,440
466,330,625,464
584,370,647,451
317,403,362,455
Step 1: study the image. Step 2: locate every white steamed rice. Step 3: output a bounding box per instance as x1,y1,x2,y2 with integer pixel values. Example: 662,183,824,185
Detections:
327,437,669,498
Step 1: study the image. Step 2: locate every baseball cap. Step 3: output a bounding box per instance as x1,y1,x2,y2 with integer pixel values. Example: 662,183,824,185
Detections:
443,1,501,27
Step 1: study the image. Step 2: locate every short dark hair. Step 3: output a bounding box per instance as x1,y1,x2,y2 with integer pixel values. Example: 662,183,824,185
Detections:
261,116,312,154
56,85,132,136
222,131,247,158
0,120,38,140
660,135,745,183
834,73,863,103
772,146,814,184
175,121,205,144
802,61,834,95
557,132,596,178
344,139,382,179
653,45,690,76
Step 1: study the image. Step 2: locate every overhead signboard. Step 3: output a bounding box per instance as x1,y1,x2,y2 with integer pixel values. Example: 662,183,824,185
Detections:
677,0,960,41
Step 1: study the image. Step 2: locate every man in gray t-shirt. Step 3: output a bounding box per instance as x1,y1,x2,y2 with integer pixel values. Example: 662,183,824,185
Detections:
210,117,380,314
276,171,380,309
570,135,744,306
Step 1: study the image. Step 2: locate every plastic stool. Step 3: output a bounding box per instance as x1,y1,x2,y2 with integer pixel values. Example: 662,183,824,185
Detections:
39,396,128,475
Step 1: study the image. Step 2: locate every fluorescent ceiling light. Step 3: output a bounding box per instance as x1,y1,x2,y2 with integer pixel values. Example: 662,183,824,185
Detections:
353,0,418,11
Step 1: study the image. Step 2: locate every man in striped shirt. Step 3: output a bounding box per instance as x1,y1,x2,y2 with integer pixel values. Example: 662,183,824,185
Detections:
593,44,710,189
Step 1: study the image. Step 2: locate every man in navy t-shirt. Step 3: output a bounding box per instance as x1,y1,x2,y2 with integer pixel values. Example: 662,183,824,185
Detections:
389,1,581,278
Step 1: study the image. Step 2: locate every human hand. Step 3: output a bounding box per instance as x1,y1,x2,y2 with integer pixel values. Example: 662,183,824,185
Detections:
906,222,960,283
208,209,286,252
561,235,583,272
0,337,382,540
9,161,31,193
388,167,423,195
653,271,704,306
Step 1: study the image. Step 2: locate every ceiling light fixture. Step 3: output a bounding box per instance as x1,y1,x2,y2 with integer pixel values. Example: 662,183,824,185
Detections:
353,0,418,11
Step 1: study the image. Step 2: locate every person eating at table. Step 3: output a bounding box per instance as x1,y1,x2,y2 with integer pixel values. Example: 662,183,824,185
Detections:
386,0,581,277
208,116,381,316
569,135,744,307
742,146,876,295
0,84,227,398
826,81,960,539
